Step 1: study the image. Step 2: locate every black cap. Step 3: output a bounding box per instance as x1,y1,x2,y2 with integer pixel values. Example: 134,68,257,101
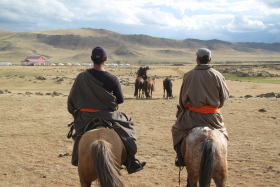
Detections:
91,46,107,59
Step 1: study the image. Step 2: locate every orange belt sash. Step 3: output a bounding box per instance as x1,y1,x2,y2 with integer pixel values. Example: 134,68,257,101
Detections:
185,104,219,114
80,108,101,112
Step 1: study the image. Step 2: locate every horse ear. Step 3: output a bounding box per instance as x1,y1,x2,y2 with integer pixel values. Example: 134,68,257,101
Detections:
177,105,180,110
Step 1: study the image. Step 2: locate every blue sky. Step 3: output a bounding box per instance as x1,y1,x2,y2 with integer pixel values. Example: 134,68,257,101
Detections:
0,0,280,43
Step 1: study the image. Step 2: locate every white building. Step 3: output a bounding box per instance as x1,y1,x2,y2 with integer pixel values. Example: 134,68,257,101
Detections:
0,62,12,66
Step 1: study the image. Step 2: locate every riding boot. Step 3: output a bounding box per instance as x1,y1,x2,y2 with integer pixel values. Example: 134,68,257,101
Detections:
124,155,146,174
119,137,146,174
112,122,146,174
71,134,82,166
174,142,186,167
120,137,146,174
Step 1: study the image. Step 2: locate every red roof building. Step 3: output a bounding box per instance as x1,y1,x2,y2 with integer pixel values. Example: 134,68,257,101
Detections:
21,56,49,66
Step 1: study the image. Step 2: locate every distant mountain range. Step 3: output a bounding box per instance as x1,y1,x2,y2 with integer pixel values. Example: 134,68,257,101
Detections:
0,28,279,65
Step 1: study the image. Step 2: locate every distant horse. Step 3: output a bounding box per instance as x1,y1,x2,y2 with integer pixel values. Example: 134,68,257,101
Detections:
177,106,228,187
144,77,155,99
134,76,145,98
163,77,173,99
78,128,127,187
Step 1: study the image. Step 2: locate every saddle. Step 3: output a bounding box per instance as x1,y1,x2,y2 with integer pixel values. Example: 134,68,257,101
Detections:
84,118,113,131
67,118,137,156
67,118,113,139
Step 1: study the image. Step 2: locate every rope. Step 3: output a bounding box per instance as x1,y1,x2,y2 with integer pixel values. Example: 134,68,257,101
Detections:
67,122,74,139
178,165,184,185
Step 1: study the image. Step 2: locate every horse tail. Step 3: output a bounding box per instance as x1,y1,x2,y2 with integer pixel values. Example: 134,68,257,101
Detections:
199,139,216,187
144,79,149,98
134,79,138,97
134,85,138,96
92,140,124,187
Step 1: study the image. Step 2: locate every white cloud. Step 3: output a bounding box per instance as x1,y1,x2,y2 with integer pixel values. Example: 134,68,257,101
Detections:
257,0,280,8
268,29,280,34
227,14,267,32
134,8,181,27
0,0,74,22
227,0,258,12
0,0,279,42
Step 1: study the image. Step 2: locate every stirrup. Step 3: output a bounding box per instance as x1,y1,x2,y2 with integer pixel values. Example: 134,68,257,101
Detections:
127,159,146,174
175,157,186,167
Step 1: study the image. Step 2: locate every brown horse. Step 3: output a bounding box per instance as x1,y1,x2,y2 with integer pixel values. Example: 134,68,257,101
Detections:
144,77,155,99
181,127,228,187
134,76,145,98
78,128,127,187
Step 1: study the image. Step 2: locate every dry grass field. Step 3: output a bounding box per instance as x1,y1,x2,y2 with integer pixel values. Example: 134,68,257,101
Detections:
0,64,279,187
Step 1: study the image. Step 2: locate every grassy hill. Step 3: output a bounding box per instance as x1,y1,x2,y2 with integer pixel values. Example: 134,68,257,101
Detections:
0,28,280,65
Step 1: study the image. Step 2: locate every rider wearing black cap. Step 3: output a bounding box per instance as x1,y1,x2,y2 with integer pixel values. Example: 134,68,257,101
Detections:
68,46,146,174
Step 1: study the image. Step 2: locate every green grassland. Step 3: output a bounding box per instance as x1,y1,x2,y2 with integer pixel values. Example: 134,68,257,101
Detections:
224,73,280,84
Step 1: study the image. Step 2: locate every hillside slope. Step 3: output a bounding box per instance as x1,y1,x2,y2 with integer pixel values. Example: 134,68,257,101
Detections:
0,28,279,64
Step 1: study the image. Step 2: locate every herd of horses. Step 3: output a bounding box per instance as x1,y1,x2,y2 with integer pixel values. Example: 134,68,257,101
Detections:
134,76,173,99
76,76,228,187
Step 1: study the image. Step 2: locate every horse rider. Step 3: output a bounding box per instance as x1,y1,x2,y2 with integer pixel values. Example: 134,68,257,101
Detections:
68,46,146,174
137,66,150,80
171,48,229,167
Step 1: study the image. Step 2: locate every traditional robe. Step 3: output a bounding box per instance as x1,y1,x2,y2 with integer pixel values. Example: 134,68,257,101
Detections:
172,65,229,146
68,71,136,140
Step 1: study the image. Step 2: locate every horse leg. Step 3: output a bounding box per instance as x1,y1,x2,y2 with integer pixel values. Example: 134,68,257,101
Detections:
212,160,228,187
213,177,227,187
79,167,93,187
186,160,199,187
183,139,199,187
186,173,198,187
213,169,227,187
138,88,140,98
167,89,171,98
134,84,138,97
145,89,149,99
80,179,91,187
213,136,228,187
185,156,199,187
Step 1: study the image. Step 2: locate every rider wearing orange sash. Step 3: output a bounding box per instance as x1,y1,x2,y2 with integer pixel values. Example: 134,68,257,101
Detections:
171,48,229,167
184,104,220,113
68,46,146,174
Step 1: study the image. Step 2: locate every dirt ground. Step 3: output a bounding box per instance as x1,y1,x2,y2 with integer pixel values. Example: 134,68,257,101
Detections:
0,65,279,187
